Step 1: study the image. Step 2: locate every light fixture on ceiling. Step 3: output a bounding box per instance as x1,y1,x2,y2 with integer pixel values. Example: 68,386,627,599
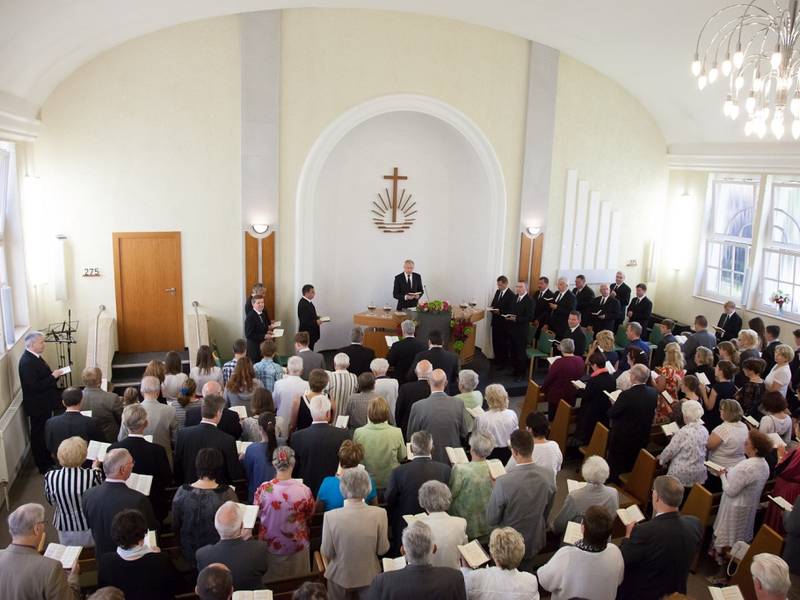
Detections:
691,1,800,140
251,224,270,235
526,226,542,237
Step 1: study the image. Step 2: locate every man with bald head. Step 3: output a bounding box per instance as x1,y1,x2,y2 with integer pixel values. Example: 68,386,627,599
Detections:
184,380,243,439
590,283,622,333
396,360,433,438
406,369,466,463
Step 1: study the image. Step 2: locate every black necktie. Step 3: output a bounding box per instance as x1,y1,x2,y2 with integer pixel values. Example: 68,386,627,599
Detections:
601,297,606,306
407,276,411,288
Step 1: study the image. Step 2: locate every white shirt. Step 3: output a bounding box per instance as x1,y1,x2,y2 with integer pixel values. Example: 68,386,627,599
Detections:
506,440,563,484
374,378,399,417
475,409,518,448
462,566,539,600
273,375,310,435
709,421,748,469
537,544,624,600
418,512,467,569
765,363,791,397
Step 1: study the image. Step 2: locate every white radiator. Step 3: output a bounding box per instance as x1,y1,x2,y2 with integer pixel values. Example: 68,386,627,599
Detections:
0,393,29,507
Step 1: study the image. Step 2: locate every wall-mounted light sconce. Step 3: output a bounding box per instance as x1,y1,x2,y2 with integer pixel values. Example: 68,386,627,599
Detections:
251,224,270,236
526,226,542,237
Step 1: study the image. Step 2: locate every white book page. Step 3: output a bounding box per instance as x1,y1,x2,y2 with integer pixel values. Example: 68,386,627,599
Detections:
605,361,616,375
661,422,680,436
335,415,349,429
319,316,331,323
768,495,794,511
80,410,92,417
743,415,759,428
230,406,248,420
445,447,469,464
402,513,426,525
661,390,675,404
696,372,710,386
405,442,415,460
126,473,153,496
271,329,284,338
145,530,158,549
385,335,399,346
232,591,274,600
604,390,622,403
236,441,253,454
86,440,110,461
674,335,688,345
143,435,153,443
457,540,490,568
708,585,744,600
572,380,586,390
567,479,587,494
271,321,282,328
239,503,259,529
486,459,506,479
705,460,724,475
546,356,561,365
767,432,786,448
44,544,81,569
382,556,406,572
616,505,645,526
563,521,582,545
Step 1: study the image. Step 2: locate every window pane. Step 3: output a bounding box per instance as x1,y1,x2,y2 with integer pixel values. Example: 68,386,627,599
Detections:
764,250,780,278
708,242,721,266
733,272,744,296
771,185,800,246
713,181,756,240
781,253,795,280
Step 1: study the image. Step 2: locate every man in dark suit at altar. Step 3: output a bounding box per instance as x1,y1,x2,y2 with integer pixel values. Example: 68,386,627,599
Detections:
547,277,576,338
393,259,424,310
507,281,535,379
489,275,516,369
244,295,272,363
297,284,321,350
590,283,621,333
715,300,742,342
627,283,653,332
572,274,595,327
532,276,555,341
610,271,631,332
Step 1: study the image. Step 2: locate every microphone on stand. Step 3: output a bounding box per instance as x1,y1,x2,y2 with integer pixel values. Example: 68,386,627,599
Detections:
423,285,431,303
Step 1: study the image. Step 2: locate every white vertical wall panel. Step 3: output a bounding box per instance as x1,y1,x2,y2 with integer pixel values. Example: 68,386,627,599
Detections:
607,210,622,270
596,201,612,268
584,191,601,269
559,169,578,271
571,180,589,269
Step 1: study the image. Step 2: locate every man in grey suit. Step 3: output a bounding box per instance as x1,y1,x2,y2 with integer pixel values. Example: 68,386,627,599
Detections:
340,372,382,429
294,331,325,379
196,501,269,590
406,369,466,464
118,375,176,467
683,315,717,370
486,429,555,572
0,503,81,599
81,366,122,442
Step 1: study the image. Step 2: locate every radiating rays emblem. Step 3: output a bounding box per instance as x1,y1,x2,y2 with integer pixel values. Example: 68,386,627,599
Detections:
372,167,417,233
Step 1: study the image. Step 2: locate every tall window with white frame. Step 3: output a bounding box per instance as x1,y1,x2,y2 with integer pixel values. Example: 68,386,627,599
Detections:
760,179,800,315
701,176,759,303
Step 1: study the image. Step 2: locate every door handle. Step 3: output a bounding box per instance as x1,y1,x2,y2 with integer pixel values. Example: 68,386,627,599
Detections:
164,288,176,295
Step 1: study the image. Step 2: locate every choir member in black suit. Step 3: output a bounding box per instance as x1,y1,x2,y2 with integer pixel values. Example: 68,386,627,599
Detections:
392,259,424,310
547,278,576,338
395,361,432,437
297,284,321,350
610,271,631,332
387,320,427,385
589,283,621,333
507,281,535,378
339,327,375,376
488,275,516,368
19,331,66,473
244,294,272,363
763,325,782,374
531,277,555,339
626,283,653,330
410,331,460,394
715,300,742,342
572,275,595,327
243,282,265,316
562,312,587,357
652,319,677,368
44,387,103,460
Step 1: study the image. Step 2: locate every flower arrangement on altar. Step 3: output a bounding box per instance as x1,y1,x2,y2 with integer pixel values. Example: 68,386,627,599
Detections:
417,300,451,314
770,290,791,312
450,318,474,353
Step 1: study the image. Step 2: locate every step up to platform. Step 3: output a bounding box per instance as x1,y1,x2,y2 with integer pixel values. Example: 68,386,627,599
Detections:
110,350,189,394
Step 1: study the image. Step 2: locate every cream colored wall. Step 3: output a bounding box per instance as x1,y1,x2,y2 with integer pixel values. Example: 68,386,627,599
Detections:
546,55,669,290
279,8,530,326
29,17,241,374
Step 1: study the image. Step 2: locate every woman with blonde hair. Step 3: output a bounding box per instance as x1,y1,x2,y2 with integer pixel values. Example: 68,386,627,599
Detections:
765,344,794,397
737,328,762,363
654,342,686,423
688,346,716,386
474,383,518,464
353,396,406,487
462,526,540,599
224,356,263,413
586,329,619,372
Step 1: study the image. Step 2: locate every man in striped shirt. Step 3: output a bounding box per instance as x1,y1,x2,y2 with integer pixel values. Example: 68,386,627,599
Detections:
222,339,247,387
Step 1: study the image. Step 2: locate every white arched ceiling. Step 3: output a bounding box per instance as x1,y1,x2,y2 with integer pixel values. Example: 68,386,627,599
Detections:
1,0,799,147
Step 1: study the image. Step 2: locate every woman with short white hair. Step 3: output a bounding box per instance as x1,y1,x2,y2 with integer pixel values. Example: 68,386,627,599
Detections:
326,353,358,420
417,481,467,569
550,455,619,536
474,384,518,464
371,358,399,417
737,329,761,363
449,432,495,541
456,369,483,433
461,527,539,600
658,400,709,491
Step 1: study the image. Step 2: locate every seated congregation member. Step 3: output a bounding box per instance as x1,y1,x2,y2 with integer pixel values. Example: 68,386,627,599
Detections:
618,322,650,370
626,283,652,329
354,397,406,487
295,331,325,379
372,358,399,416
254,446,315,581
474,383,517,464
196,563,233,600
759,391,793,445
572,274,595,327
683,315,717,370
590,283,621,333
407,369,466,464
751,554,793,600
449,432,495,541
162,350,188,400
340,371,380,430
0,503,80,599
541,337,584,420
461,527,536,600
273,356,309,436
563,311,587,356
45,387,104,459
186,381,244,440
688,345,716,385
658,400,709,492
607,364,658,482
710,430,772,580
586,329,619,370
82,448,157,555
168,377,199,438
765,343,794,397
716,300,743,342
455,369,482,434
191,344,225,389
369,520,466,600
327,352,358,418
339,326,375,376
108,404,172,523
316,440,378,511
615,345,649,391
652,319,678,368
118,375,176,467
617,475,702,600
44,436,103,545
765,421,800,535
395,360,432,437
417,481,467,569
242,412,278,502
175,393,243,485
222,339,247,387
702,359,737,430
547,277,575,338
387,319,427,385
290,395,351,497
240,387,276,442
763,325,782,373
551,455,618,536
224,356,263,412
321,468,389,599
706,399,749,492
97,509,178,600
411,330,460,393
386,431,451,555
539,506,623,600
737,357,767,418
81,366,123,442
507,412,562,484
289,368,329,433
577,351,616,445
253,339,283,392
487,429,555,572
197,502,269,591
173,448,238,567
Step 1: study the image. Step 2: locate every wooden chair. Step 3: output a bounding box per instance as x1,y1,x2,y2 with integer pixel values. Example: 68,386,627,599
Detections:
314,550,328,574
613,449,657,509
578,423,609,461
36,530,46,554
519,380,541,429
550,400,574,456
729,524,784,600
682,483,714,571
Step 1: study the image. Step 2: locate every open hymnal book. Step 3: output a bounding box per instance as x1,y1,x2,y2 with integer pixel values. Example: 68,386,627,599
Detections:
674,335,688,345
445,447,469,465
382,556,406,572
768,495,794,511
661,390,675,405
546,356,561,365
708,585,744,600
402,513,426,525
743,415,759,428
232,591,274,600
567,479,588,494
80,410,92,417
458,540,491,568
145,530,158,549
605,361,616,375
574,397,582,409
661,422,680,437
486,459,506,479
86,440,110,461
143,435,153,443
126,473,153,496
236,441,253,454
466,406,485,418
563,521,583,546
230,406,248,420
572,380,586,390
696,372,711,386
335,415,350,429
271,329,284,338
705,460,724,476
237,503,259,529
385,335,399,346
604,390,622,403
616,505,646,526
405,442,415,460
44,544,81,569
319,316,331,323
60,365,72,376
271,321,282,328
767,433,786,448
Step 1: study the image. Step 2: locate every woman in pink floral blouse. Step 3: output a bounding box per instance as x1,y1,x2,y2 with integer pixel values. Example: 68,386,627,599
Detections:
253,445,315,581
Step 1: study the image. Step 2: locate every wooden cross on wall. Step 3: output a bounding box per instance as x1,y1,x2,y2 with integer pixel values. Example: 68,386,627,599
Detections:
384,167,408,224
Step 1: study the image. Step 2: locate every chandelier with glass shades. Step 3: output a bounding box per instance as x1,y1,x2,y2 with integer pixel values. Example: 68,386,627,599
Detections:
691,0,800,140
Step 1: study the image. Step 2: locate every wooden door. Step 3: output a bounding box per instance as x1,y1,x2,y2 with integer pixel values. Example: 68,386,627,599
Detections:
113,232,184,352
